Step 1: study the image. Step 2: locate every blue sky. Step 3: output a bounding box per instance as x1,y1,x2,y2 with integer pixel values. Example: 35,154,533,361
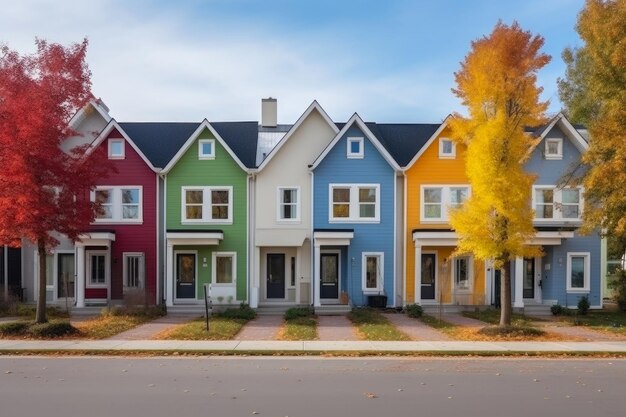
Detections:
1,0,584,123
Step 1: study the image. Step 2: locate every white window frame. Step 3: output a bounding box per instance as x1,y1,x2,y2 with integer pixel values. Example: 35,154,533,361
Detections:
347,137,364,159
181,186,233,224
362,252,384,293
198,139,215,160
329,184,380,223
452,255,473,293
276,186,301,222
123,252,145,289
438,138,456,159
212,252,236,286
532,185,583,221
566,252,590,292
108,139,125,159
544,138,563,160
92,186,143,224
420,185,471,223
86,250,109,289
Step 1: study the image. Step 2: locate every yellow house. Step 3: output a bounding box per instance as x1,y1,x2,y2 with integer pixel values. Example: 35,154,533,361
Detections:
404,116,487,307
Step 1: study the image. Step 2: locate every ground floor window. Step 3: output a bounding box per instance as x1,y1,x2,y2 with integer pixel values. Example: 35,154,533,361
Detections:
213,252,236,285
86,251,108,288
123,253,145,289
362,252,383,292
454,256,472,291
567,252,590,292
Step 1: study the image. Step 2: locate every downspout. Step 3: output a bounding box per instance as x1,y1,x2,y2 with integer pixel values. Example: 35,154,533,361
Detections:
247,172,255,307
309,169,315,308
402,170,407,306
161,172,167,306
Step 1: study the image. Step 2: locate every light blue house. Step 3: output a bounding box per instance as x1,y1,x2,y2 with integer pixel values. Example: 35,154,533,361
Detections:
310,114,402,308
504,113,603,310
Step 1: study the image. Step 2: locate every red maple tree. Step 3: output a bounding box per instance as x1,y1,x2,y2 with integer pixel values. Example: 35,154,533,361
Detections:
0,39,112,323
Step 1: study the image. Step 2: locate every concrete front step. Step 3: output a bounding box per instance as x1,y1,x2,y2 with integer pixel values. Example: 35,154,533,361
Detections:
315,305,352,316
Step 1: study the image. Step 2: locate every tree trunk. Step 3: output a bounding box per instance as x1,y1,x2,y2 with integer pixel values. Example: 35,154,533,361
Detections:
499,266,512,326
35,240,48,324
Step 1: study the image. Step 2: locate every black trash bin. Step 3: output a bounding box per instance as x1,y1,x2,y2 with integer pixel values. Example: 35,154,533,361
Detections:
367,295,387,308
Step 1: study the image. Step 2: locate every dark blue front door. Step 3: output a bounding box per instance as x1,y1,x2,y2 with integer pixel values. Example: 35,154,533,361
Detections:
320,253,339,299
421,254,436,300
267,254,285,299
176,253,196,299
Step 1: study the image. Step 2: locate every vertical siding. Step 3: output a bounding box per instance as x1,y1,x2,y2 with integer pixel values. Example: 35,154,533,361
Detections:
313,125,396,306
165,128,248,301
89,128,158,303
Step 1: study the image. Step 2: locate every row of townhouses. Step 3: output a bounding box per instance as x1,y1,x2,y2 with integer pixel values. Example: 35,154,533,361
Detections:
0,98,606,313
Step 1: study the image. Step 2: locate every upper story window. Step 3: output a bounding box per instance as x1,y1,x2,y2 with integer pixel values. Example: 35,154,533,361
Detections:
421,185,470,222
198,139,215,160
533,186,582,220
347,137,364,159
544,138,563,160
182,186,232,223
93,186,142,222
330,184,380,222
277,187,300,222
108,139,125,159
438,138,456,159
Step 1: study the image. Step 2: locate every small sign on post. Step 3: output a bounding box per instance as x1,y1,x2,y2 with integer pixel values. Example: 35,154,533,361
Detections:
203,283,213,332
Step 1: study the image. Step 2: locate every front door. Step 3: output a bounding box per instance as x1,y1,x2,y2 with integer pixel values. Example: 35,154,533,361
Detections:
523,258,535,299
421,253,436,300
57,253,75,299
267,254,285,299
492,269,501,308
176,253,196,299
320,253,339,300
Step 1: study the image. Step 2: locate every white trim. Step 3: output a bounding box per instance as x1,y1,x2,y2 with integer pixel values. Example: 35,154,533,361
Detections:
347,137,364,159
532,113,589,154
438,137,456,159
310,113,401,171
68,99,112,130
181,186,233,224
328,183,380,223
544,137,563,160
320,249,341,302
452,255,473,293
532,185,583,222
123,252,145,289
566,252,591,292
85,250,109,289
404,114,453,170
92,185,144,224
412,230,574,246
198,139,216,160
212,251,237,287
162,119,251,173
420,184,470,223
362,252,384,293
257,101,339,171
174,250,198,301
108,138,125,159
276,186,301,223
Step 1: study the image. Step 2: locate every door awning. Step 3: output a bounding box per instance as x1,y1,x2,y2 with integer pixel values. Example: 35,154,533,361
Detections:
313,230,354,246
76,232,116,247
166,231,224,246
412,230,575,246
255,229,308,247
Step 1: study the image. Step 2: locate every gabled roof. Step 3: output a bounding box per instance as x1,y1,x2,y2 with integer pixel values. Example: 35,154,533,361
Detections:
86,120,159,172
309,113,402,171
403,114,454,170
68,99,112,129
529,112,589,153
119,122,200,169
369,123,441,167
161,120,258,173
257,101,339,171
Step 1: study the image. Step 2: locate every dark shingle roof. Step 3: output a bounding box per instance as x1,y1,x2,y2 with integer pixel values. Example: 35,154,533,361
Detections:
119,122,200,169
211,122,259,168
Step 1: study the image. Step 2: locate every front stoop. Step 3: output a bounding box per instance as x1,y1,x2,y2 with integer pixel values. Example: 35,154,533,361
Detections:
315,305,352,315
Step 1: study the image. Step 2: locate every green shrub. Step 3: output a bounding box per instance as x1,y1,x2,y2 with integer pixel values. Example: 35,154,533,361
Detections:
285,307,314,321
405,304,423,318
0,321,29,336
27,321,78,338
218,303,256,320
550,304,563,316
577,296,590,316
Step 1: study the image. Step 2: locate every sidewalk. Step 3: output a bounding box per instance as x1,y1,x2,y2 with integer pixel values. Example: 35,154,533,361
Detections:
1,339,626,353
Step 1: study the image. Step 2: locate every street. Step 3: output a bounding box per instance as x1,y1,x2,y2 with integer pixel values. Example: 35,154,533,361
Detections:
0,356,624,417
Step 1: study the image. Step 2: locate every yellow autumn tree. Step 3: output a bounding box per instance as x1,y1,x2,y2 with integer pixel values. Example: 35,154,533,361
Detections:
449,21,550,326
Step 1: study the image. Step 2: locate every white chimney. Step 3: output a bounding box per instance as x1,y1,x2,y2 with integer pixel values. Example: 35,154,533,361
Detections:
261,97,277,128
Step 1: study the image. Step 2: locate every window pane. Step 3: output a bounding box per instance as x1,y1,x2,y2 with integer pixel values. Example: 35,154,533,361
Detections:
359,188,376,203
546,140,559,154
212,190,229,204
186,190,203,204
455,257,469,289
562,189,580,204
110,141,123,156
536,189,553,204
96,205,112,219
424,204,441,218
178,255,194,283
450,187,468,205
123,205,139,219
350,140,361,154
536,204,553,218
360,204,376,218
91,255,105,284
562,205,579,218
122,189,139,204
45,255,54,286
201,142,213,155
333,204,350,218
366,256,378,289
96,190,112,204
282,204,294,219
186,206,202,219
571,256,585,288
216,256,233,284
282,189,297,204
333,188,350,203
424,188,442,203
441,140,453,154
212,205,229,219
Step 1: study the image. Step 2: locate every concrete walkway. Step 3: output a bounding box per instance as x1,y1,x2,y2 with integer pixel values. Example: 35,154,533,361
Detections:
235,315,283,340
382,313,450,341
317,315,359,341
0,317,20,324
439,313,486,328
531,321,626,342
107,314,198,341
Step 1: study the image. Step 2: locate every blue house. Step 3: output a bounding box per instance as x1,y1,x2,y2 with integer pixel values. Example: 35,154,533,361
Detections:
506,113,603,310
310,114,402,308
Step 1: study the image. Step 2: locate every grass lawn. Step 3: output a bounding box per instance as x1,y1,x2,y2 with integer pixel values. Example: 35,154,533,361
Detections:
463,309,540,326
156,317,247,340
73,314,155,339
279,317,318,341
557,310,626,335
348,308,410,341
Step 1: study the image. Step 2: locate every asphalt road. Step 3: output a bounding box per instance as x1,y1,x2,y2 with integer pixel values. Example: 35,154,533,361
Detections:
0,356,625,417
